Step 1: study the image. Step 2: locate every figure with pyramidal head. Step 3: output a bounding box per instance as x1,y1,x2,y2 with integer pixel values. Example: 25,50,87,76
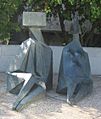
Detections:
56,10,93,105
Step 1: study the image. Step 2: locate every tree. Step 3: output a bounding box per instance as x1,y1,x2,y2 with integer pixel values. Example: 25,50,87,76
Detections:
0,0,100,44
27,0,101,45
0,0,22,42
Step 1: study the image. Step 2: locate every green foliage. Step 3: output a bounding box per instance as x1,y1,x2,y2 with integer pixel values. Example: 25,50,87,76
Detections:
0,0,22,41
45,0,101,20
0,0,100,41
90,0,101,20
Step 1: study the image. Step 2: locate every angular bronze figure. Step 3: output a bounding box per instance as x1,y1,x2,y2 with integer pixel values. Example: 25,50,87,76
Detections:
7,37,53,111
7,12,53,111
56,39,93,104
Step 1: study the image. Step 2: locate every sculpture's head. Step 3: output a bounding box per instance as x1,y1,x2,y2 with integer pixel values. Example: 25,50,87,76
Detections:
23,12,46,43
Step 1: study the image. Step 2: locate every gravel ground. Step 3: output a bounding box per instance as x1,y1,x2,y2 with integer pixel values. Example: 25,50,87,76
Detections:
0,73,101,119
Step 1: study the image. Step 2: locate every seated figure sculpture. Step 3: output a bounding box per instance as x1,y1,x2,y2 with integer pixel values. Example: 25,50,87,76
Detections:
7,12,53,111
56,39,93,105
7,37,53,111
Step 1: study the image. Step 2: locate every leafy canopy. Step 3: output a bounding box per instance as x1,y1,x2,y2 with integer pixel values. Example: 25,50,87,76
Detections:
0,0,100,40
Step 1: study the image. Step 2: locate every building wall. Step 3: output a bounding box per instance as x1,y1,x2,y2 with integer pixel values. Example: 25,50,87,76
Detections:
0,45,101,75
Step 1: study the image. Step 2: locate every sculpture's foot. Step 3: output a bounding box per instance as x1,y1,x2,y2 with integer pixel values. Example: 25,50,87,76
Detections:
12,86,46,111
12,106,17,111
66,98,73,106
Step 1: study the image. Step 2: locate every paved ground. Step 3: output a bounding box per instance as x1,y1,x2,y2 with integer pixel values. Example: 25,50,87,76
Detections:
0,73,101,119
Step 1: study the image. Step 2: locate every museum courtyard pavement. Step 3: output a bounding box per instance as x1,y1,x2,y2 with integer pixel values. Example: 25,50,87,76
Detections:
0,73,101,119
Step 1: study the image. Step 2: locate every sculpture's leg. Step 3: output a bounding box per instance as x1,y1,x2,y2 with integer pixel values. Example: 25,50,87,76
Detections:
66,81,76,105
15,85,45,111
12,75,46,111
73,81,93,103
7,73,24,95
12,75,38,110
72,86,85,103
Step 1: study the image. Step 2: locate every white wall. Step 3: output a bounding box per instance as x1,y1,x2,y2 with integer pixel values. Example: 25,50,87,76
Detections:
0,45,101,75
0,45,20,72
84,48,101,75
